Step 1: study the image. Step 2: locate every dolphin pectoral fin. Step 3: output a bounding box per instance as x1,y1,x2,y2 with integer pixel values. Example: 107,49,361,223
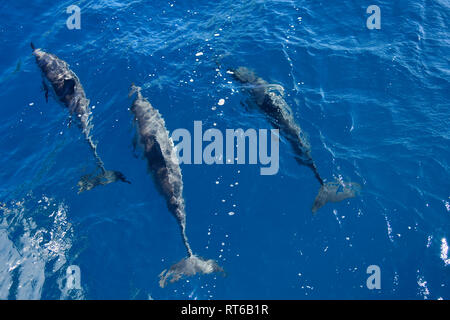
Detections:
240,100,249,112
241,98,258,112
42,80,49,103
311,180,361,213
131,134,139,158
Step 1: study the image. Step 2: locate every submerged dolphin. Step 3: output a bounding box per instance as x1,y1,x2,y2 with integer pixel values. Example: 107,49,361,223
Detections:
31,43,130,192
129,84,223,287
231,67,360,213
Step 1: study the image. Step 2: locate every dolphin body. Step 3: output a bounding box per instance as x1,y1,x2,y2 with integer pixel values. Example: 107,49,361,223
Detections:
231,67,360,213
129,84,223,287
31,43,130,192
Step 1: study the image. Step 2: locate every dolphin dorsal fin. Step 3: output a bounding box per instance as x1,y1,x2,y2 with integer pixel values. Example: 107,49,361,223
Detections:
62,78,76,96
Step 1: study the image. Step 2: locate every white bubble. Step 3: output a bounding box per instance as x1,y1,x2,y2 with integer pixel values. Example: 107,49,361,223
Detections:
441,238,450,266
218,99,225,106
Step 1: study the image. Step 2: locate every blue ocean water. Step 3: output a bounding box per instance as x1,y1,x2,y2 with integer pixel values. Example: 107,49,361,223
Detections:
0,0,449,299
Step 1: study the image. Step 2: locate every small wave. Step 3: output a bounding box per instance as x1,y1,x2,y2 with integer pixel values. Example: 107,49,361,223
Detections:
440,238,450,266
417,273,430,300
0,195,83,299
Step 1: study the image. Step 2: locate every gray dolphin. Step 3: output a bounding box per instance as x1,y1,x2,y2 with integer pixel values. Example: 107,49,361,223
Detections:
129,84,223,288
31,43,130,192
231,67,360,213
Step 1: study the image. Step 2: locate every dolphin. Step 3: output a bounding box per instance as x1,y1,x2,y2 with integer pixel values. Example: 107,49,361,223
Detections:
128,84,223,287
231,67,360,213
31,43,130,192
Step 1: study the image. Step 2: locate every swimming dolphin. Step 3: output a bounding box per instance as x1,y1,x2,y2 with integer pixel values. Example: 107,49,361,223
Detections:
231,67,360,213
128,84,223,287
30,43,130,192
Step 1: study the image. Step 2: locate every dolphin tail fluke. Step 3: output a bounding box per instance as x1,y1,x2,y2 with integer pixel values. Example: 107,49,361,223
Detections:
128,83,141,98
158,224,224,288
159,255,224,288
312,180,361,214
77,170,131,193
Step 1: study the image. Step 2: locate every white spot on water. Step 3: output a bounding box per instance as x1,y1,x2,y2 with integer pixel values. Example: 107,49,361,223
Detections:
426,235,432,248
443,200,450,212
417,275,430,299
440,238,450,266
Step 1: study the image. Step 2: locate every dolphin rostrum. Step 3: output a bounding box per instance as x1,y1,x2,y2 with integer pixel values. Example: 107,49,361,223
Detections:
231,67,360,213
129,84,223,287
31,43,130,192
